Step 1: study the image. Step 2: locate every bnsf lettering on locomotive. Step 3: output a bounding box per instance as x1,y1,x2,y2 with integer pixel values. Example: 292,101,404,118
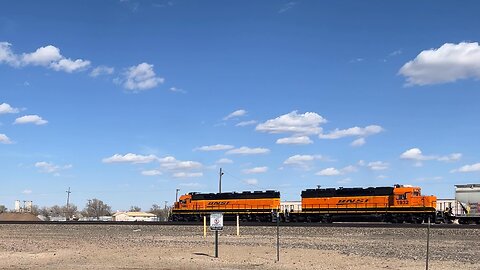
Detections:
337,198,369,204
207,201,230,206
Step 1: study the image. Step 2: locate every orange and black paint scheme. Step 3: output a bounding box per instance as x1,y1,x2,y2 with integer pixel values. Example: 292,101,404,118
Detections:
171,185,437,223
171,191,280,222
289,184,436,223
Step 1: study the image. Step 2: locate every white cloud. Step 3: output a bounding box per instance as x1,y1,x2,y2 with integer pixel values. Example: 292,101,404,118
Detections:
244,178,258,185
0,42,19,66
367,161,389,171
169,87,186,94
194,144,234,151
22,189,32,194
316,167,341,176
319,125,384,139
451,163,480,173
0,103,19,114
242,166,268,174
256,111,326,135
278,1,296,13
283,154,324,169
351,138,366,147
90,65,114,77
216,158,233,164
0,134,12,144
21,45,62,66
438,153,463,162
236,120,257,127
122,62,164,91
399,42,480,86
276,136,313,145
141,170,162,176
0,42,91,72
102,153,158,164
14,115,48,125
223,109,247,120
316,165,356,176
226,146,270,155
400,148,462,163
35,161,72,174
50,58,90,72
342,165,357,173
173,172,203,178
159,156,202,170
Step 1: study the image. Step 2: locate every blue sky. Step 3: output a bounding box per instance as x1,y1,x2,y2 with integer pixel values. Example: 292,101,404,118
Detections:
1,1,480,211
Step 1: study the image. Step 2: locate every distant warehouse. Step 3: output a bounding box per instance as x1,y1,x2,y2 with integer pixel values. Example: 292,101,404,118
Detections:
113,212,157,222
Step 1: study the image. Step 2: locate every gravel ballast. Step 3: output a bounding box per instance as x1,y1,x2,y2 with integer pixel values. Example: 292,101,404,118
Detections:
0,224,478,269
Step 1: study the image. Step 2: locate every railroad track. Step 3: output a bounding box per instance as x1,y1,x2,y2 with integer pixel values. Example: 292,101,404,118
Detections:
0,220,478,228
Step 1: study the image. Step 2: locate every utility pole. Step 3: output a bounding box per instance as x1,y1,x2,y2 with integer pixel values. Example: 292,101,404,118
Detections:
219,168,224,193
66,187,71,220
175,188,180,202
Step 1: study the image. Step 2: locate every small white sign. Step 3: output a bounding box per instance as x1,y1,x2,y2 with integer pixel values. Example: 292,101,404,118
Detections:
210,212,223,231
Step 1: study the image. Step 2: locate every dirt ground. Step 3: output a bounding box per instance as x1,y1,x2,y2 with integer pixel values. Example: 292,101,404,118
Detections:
0,224,478,269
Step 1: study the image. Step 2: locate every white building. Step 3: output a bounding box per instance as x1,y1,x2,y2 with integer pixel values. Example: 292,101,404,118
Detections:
281,201,302,213
113,212,157,222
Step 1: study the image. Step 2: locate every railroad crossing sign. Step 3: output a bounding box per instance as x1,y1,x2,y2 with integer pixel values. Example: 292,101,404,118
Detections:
210,212,223,231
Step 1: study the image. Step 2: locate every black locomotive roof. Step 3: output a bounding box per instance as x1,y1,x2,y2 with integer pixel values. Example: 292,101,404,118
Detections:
301,186,394,198
190,190,280,200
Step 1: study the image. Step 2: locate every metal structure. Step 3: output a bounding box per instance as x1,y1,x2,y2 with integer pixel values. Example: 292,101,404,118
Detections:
455,184,480,224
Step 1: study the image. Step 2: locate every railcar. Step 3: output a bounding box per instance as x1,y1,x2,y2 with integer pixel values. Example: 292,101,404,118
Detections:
170,190,280,222
455,184,480,224
287,184,437,223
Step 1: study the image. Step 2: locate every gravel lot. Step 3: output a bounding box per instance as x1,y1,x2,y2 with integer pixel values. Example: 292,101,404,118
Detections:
0,224,478,269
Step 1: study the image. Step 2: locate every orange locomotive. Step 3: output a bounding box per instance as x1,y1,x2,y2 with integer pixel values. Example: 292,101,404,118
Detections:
171,190,280,222
288,184,436,223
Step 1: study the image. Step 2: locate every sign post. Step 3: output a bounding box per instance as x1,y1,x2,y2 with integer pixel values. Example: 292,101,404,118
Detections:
210,212,223,258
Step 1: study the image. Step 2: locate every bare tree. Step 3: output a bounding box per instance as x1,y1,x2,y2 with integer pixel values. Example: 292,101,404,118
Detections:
0,205,7,213
149,203,171,221
129,206,141,212
82,198,111,220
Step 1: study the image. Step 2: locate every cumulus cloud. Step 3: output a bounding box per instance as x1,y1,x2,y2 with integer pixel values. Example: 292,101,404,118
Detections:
283,154,324,169
14,115,48,125
0,134,12,144
0,103,19,114
172,172,203,178
316,165,356,176
399,42,480,86
194,144,234,151
102,153,158,164
400,148,462,164
121,62,164,91
351,138,366,147
256,111,326,135
316,167,341,176
451,163,480,173
226,146,270,155
216,158,233,164
141,170,162,176
236,120,257,127
35,161,72,175
319,125,384,139
223,109,247,120
158,156,202,170
0,42,90,72
242,166,268,174
367,161,389,171
276,136,313,145
22,189,32,194
90,65,114,77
